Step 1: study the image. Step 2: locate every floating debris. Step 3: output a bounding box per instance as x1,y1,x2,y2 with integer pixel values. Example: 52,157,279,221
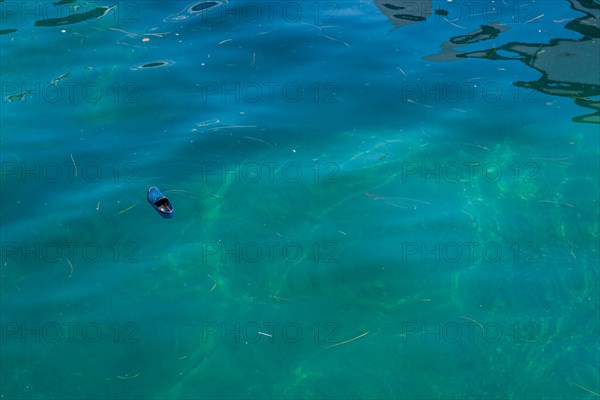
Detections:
269,295,290,302
196,119,220,127
130,60,175,70
326,331,369,349
66,258,74,278
113,203,138,217
244,136,274,147
164,1,223,23
4,90,32,102
49,71,70,86
141,62,167,68
191,1,220,12
207,125,257,132
116,373,140,380
70,153,77,176
538,200,575,208
525,13,545,24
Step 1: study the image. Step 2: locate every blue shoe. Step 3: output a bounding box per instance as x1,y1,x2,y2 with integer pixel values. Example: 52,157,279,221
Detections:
147,186,174,218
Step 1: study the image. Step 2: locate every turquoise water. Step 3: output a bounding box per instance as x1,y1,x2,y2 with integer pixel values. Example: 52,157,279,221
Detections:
1,1,599,399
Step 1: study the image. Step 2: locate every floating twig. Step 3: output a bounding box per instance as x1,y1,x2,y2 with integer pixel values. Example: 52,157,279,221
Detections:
208,125,257,132
459,316,484,333
116,373,140,380
538,200,575,208
66,258,74,278
207,274,217,292
323,35,350,47
244,136,274,147
269,295,290,302
113,203,138,216
571,382,599,397
364,192,384,200
70,154,77,176
385,202,408,209
461,142,490,151
326,331,369,348
395,197,431,205
525,13,544,24
443,18,466,29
